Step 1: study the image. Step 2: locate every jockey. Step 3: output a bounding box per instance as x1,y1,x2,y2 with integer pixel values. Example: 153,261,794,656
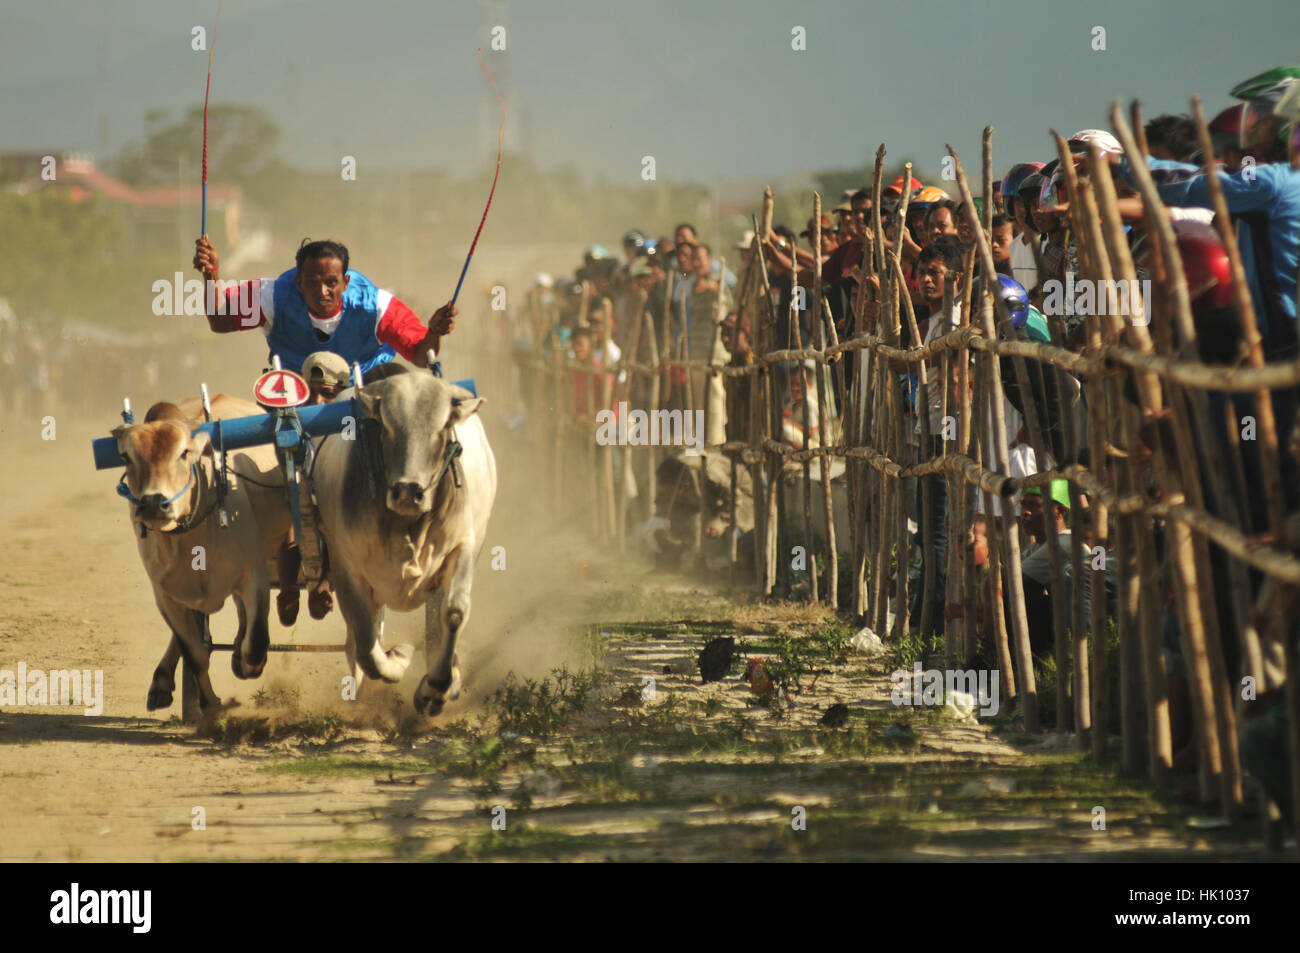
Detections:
193,235,456,376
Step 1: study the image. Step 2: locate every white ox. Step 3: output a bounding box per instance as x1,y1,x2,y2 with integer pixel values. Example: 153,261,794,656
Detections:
113,395,291,719
313,371,497,715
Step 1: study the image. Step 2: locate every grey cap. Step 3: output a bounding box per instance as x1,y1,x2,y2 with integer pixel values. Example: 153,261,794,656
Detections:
300,351,351,386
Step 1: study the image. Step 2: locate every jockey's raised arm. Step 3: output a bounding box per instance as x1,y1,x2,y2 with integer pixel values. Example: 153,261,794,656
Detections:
192,235,457,373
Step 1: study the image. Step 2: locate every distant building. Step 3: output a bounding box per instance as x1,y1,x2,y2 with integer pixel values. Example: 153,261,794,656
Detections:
2,151,242,249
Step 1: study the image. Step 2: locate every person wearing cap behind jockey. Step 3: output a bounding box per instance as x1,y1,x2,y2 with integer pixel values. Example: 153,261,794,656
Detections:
269,350,350,624
193,237,456,380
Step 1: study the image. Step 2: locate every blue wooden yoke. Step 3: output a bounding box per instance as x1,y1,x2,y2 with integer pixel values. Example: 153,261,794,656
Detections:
90,378,476,471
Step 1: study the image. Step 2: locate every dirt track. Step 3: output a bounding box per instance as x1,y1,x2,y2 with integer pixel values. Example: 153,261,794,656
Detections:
0,398,1276,862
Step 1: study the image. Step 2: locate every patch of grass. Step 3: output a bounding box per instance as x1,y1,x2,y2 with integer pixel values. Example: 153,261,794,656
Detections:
808,617,855,665
440,731,509,794
203,707,346,746
204,714,274,745
485,666,604,740
889,628,932,670
251,685,302,708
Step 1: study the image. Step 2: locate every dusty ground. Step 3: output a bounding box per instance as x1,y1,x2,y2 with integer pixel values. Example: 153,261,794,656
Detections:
0,392,1279,862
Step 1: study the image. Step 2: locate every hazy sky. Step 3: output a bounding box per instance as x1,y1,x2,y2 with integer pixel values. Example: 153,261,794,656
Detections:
3,0,1299,184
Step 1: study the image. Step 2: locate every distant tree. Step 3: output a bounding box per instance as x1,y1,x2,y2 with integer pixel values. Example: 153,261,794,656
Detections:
112,105,283,188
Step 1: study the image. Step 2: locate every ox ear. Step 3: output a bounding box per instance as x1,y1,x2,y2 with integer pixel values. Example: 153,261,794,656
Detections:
188,426,213,459
356,383,384,421
448,395,485,425
110,424,131,460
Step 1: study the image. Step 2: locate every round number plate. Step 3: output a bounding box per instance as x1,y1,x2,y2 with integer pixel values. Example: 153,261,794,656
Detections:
253,369,310,408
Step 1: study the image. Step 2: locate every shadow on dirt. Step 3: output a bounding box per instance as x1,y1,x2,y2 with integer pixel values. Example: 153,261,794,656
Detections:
0,711,204,747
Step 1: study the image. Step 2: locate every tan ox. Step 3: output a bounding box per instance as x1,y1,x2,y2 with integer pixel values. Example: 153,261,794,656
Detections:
112,395,290,720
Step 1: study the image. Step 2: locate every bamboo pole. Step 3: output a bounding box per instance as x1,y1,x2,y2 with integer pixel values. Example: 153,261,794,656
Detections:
1097,132,1172,785
949,144,1039,732
854,146,888,619
793,279,817,603
1109,111,1226,803
870,278,891,636
1056,148,1116,758
1190,96,1294,820
586,356,601,539
552,331,564,513
894,252,933,642
662,269,674,413
957,252,977,663
619,290,648,556
601,299,617,544
644,308,661,551
812,196,838,608
747,218,768,596
891,169,914,640
1094,132,1238,806
977,318,1018,702
755,196,783,598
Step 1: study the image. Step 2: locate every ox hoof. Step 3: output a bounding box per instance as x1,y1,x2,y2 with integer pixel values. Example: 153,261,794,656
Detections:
413,662,461,717
412,678,446,717
146,688,173,711
231,650,266,681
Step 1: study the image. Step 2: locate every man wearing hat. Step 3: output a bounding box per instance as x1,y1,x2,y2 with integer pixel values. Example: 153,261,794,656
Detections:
301,350,352,403
800,213,839,256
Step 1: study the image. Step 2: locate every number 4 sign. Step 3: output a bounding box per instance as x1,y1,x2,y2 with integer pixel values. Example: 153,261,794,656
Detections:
253,369,310,408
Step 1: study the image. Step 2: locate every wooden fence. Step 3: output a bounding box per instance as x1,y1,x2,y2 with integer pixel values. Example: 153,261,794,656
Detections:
505,101,1300,840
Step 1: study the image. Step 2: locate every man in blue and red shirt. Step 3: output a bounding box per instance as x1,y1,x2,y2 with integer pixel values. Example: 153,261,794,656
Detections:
192,235,456,376
192,235,457,626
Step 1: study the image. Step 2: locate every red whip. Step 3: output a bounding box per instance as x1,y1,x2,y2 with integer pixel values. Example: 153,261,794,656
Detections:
201,0,225,237
451,46,506,306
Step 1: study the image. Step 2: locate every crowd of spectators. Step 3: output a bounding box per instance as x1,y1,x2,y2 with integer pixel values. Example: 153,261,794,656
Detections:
522,66,1300,826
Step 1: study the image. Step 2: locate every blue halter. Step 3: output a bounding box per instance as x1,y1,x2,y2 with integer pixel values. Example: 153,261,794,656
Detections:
116,463,197,508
